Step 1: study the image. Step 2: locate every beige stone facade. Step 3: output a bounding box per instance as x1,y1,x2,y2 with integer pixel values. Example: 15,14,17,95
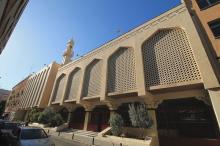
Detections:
0,0,28,54
50,2,218,115
27,4,218,146
4,76,29,120
19,62,60,110
5,76,29,112
47,3,220,145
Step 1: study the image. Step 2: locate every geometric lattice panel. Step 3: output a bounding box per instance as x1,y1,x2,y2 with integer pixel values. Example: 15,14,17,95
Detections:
65,68,81,100
142,28,201,87
107,47,137,93
82,59,102,97
53,74,66,102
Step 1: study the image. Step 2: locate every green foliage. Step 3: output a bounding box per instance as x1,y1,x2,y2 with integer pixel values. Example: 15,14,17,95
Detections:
28,107,41,122
38,107,55,124
32,112,41,122
128,103,153,129
49,114,64,127
38,107,64,127
0,101,6,116
109,113,124,136
58,108,68,122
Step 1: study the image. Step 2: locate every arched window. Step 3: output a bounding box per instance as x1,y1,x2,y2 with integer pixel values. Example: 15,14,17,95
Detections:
65,68,81,100
142,28,201,87
107,47,136,93
52,74,66,102
82,59,102,98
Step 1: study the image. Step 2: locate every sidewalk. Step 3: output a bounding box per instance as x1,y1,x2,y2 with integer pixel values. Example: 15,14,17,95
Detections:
50,134,88,146
45,128,98,146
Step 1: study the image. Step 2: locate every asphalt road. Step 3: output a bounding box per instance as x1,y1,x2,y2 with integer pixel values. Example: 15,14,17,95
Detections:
51,135,88,146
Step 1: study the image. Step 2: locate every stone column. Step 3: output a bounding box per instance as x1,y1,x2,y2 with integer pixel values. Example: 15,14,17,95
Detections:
24,110,29,122
67,111,72,124
148,110,159,146
208,89,220,130
83,111,91,130
107,102,120,117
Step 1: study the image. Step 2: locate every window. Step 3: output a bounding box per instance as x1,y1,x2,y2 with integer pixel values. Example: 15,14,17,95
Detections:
209,19,220,38
196,0,220,9
21,129,48,139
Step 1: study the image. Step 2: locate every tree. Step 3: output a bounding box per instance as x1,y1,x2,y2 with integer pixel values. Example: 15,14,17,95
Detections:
38,107,55,124
128,103,153,139
38,107,64,127
28,107,41,122
109,113,124,136
0,100,6,116
50,114,64,127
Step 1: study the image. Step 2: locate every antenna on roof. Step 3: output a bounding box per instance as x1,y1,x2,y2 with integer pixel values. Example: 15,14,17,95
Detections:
116,30,121,33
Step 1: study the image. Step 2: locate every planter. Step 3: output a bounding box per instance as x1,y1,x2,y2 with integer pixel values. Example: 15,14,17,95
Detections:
29,123,48,128
122,127,157,138
95,135,154,146
96,127,159,146
51,123,68,132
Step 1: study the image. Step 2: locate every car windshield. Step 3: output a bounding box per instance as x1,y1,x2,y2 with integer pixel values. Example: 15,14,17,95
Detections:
4,123,18,129
20,129,48,139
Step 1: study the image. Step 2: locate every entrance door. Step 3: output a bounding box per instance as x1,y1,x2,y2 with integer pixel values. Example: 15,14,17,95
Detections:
88,106,110,132
156,98,220,146
69,107,85,129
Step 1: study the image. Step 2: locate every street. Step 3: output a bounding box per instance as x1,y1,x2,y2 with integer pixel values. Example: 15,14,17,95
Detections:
51,135,88,146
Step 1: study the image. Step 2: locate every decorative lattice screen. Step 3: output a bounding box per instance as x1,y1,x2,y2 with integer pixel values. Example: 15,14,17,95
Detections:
82,59,102,97
107,47,137,93
53,74,66,102
142,28,201,87
65,68,81,100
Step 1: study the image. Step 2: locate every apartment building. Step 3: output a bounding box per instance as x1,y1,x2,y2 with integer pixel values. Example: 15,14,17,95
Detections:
0,0,28,54
4,76,29,120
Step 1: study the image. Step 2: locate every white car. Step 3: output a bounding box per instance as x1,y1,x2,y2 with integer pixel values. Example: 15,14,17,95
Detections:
11,126,55,146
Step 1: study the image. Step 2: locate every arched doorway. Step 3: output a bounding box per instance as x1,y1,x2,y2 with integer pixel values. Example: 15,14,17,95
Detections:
69,107,85,129
58,107,69,123
156,97,220,146
88,105,110,132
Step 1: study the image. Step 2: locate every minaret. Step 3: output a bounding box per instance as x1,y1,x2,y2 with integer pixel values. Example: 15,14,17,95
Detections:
62,39,74,65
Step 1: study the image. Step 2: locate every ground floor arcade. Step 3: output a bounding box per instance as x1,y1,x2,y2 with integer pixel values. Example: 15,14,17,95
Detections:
49,96,219,146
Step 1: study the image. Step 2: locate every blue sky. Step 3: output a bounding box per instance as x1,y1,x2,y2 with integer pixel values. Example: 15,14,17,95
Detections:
0,0,181,90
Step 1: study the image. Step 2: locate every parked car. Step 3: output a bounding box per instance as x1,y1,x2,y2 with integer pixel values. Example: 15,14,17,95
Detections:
1,121,20,136
11,126,55,146
0,119,8,129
